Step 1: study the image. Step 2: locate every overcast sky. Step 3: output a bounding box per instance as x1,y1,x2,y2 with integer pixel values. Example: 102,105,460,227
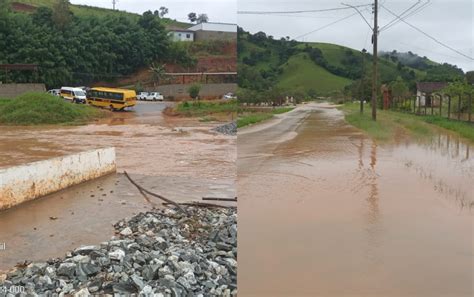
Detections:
70,0,237,24
238,0,473,71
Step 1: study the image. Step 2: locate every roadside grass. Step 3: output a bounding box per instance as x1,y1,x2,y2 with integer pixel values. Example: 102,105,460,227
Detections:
0,92,104,125
422,116,474,142
341,102,474,142
237,107,295,128
169,100,238,117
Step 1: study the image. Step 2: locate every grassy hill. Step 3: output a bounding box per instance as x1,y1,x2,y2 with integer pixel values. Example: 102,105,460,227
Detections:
277,53,352,94
238,30,432,96
12,0,190,27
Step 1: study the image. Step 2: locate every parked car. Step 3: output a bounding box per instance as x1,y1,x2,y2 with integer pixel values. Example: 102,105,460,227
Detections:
143,92,164,101
60,87,87,104
47,89,61,97
223,92,236,100
137,92,148,100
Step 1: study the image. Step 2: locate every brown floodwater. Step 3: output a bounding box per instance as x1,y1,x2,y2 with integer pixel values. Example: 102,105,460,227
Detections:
0,102,236,271
238,103,473,297
0,102,236,179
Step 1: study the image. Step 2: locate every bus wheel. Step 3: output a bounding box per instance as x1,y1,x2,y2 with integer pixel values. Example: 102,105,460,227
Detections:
109,105,115,111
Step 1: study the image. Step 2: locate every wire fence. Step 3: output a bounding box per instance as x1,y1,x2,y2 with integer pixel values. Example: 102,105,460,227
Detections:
389,93,474,123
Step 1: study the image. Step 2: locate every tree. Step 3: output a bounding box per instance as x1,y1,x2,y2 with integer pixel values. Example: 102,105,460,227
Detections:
159,6,169,17
52,0,72,30
196,13,208,23
149,63,166,87
187,12,197,23
466,71,474,85
188,84,201,100
390,76,409,99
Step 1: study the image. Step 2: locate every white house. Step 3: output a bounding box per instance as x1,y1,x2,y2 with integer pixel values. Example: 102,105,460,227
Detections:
416,82,448,107
168,27,194,42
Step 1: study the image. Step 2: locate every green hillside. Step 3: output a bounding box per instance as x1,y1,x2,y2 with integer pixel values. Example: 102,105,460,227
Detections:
277,53,352,94
238,29,448,97
13,0,190,27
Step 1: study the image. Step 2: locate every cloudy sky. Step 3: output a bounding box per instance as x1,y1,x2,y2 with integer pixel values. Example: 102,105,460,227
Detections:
238,0,473,71
70,0,237,23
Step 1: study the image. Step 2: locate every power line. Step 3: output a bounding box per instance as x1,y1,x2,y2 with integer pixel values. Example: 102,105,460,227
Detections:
237,4,371,15
294,11,360,40
379,0,421,31
380,0,431,32
381,4,473,60
341,3,373,29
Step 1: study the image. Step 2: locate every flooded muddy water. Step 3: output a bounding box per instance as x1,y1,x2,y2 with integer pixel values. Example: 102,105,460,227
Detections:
0,102,236,271
238,103,473,297
0,102,236,179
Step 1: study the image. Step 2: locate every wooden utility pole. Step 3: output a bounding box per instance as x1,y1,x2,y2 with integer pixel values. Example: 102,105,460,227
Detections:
112,0,117,10
371,0,378,120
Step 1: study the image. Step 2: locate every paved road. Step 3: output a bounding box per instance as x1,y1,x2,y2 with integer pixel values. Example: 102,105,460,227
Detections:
238,103,473,297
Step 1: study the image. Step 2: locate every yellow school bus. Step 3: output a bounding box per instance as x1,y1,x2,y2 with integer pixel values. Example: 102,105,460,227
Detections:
86,87,137,111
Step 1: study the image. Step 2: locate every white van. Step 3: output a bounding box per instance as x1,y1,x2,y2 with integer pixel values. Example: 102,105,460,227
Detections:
60,87,87,104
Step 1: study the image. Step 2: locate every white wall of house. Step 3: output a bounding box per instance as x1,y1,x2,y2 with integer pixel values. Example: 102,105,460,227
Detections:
188,22,237,33
169,31,194,42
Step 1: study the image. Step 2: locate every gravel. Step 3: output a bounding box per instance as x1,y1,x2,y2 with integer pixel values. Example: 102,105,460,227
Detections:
0,206,237,296
213,122,237,136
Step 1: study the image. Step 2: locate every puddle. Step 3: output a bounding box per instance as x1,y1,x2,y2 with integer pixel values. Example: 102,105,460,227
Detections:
238,103,473,296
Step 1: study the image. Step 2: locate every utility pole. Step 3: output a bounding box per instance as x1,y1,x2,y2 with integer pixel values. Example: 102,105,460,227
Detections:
371,0,378,121
112,0,117,10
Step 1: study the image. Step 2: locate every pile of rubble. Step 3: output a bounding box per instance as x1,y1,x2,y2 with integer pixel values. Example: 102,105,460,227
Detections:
213,122,237,136
1,206,237,296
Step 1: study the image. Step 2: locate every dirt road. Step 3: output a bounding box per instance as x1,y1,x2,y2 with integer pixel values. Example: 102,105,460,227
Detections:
238,103,473,297
0,102,236,270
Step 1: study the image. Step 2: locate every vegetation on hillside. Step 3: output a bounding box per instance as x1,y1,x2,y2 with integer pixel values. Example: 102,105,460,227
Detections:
0,92,104,125
0,0,194,88
238,27,467,105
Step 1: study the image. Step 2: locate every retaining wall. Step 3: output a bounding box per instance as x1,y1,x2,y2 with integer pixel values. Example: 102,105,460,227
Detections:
146,83,237,100
0,148,116,210
0,83,46,99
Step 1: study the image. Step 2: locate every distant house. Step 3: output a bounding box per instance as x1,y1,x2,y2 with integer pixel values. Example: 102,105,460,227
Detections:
188,22,237,41
416,82,448,107
167,26,194,42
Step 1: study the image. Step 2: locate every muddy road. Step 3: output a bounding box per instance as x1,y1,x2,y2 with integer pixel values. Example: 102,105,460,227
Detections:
238,103,473,297
0,102,236,271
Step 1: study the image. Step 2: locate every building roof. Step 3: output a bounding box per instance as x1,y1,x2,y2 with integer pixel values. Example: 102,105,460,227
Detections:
188,22,237,33
416,82,448,93
166,26,194,33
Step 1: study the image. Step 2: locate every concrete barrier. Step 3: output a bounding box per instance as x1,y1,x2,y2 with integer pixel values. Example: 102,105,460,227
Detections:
0,148,116,210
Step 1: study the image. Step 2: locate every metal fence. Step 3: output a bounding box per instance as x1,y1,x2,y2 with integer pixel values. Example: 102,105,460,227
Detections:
389,93,473,123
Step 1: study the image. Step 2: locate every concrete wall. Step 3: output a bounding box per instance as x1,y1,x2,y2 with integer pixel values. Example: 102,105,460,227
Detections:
146,83,237,100
194,31,237,41
0,83,46,99
0,148,116,210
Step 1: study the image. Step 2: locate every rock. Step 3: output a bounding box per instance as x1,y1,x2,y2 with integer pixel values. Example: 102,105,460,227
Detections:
74,288,90,296
74,245,100,255
120,227,133,236
76,262,100,277
109,249,126,262
57,263,77,278
130,274,145,290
